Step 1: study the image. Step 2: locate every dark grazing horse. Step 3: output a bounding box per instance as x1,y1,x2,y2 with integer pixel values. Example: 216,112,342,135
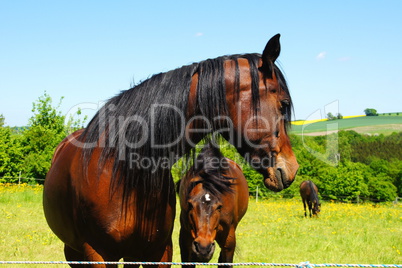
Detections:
177,142,248,268
43,34,299,267
300,180,321,217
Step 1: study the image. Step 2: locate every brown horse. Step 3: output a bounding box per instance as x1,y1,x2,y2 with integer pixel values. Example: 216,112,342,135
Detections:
300,180,321,217
43,34,298,267
178,142,248,268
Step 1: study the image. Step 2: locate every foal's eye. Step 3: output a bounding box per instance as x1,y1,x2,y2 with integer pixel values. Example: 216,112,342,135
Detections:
216,205,223,211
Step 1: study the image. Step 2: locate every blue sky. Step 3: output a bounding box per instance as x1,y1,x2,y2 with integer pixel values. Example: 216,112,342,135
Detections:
1,1,401,126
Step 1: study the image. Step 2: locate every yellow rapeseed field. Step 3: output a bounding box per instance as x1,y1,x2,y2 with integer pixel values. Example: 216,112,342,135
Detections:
291,115,366,126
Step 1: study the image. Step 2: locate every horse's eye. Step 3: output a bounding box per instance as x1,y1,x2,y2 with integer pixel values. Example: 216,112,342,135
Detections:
281,99,290,106
216,205,223,211
280,99,290,116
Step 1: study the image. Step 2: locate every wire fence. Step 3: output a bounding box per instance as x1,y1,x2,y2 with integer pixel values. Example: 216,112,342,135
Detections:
0,176,44,184
0,261,401,267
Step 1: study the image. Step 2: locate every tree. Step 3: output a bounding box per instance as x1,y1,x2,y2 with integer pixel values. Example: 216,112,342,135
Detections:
0,114,5,127
20,92,85,180
364,108,378,116
367,174,398,202
316,162,370,201
0,121,24,180
326,112,337,120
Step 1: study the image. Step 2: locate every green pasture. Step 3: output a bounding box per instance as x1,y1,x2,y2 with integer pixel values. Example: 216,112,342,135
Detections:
0,184,401,267
291,116,402,135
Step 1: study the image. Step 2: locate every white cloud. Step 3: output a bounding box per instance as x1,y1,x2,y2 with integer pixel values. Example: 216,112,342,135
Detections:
195,32,204,37
316,51,327,60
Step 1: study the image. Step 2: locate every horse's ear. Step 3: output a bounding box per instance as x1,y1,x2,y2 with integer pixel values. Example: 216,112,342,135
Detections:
261,34,281,73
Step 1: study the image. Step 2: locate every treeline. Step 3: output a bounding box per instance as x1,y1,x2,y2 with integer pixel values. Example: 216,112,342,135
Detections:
1,93,401,202
349,131,402,162
219,131,401,202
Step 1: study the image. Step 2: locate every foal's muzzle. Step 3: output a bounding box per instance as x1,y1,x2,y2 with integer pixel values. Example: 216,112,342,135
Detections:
192,240,215,262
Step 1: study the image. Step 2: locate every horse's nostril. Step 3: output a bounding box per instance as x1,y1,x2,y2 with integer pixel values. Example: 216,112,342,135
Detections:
208,242,215,252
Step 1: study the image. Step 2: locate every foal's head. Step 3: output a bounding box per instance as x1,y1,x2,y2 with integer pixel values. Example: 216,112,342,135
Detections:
179,143,233,261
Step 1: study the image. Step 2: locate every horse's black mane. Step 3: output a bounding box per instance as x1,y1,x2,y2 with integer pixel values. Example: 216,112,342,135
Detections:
80,52,292,194
183,142,234,198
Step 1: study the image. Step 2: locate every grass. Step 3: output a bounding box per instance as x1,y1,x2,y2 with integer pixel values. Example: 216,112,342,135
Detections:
1,184,401,267
290,116,402,135
234,200,402,264
0,184,63,267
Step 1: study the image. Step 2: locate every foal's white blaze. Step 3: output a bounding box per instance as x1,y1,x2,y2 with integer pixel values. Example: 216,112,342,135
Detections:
205,194,211,202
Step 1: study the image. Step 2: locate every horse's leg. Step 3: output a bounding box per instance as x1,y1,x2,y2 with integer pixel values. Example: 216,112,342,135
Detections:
66,243,118,268
158,239,173,268
307,201,313,217
302,199,307,217
80,243,118,268
122,257,139,268
141,239,173,268
179,228,195,268
64,244,87,268
217,228,236,268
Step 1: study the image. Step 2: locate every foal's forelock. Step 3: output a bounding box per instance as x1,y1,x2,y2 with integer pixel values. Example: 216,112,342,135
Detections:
190,190,221,215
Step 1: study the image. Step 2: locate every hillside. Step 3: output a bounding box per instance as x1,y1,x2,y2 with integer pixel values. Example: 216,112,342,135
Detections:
290,115,402,136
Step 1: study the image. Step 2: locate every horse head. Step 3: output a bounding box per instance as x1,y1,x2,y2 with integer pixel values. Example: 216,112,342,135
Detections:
185,183,221,262
312,201,321,216
224,34,299,192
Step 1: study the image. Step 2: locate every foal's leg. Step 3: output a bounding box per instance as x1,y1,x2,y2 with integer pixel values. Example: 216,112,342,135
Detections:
179,228,195,268
217,228,236,268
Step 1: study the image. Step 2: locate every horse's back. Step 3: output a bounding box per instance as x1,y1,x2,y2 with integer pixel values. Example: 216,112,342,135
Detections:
300,180,310,198
300,180,319,200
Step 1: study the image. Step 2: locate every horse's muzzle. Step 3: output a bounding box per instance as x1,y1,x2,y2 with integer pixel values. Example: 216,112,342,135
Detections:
192,240,215,262
263,167,295,192
248,149,298,192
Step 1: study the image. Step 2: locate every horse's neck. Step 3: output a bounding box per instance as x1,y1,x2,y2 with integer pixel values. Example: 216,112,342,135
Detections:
308,182,317,202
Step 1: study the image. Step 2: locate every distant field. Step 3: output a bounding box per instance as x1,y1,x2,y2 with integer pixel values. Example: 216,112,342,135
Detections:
290,116,402,135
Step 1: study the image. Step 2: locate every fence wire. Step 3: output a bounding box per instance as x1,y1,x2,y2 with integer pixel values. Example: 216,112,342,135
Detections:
0,261,401,267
